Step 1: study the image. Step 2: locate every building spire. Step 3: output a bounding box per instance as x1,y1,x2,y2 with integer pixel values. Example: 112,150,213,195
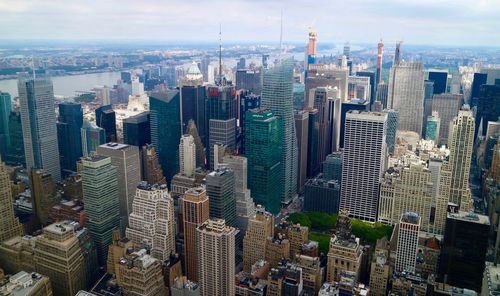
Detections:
279,9,283,60
32,56,36,79
219,23,222,84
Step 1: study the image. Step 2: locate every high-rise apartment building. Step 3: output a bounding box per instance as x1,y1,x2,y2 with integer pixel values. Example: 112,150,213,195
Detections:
96,143,141,230
387,62,425,134
294,110,309,193
122,111,150,147
150,90,182,184
81,155,120,266
95,105,117,143
0,92,12,160
432,94,462,145
34,222,86,296
261,58,298,203
341,111,387,222
18,77,61,181
245,108,282,214
196,219,236,296
206,166,237,227
243,206,274,272
179,134,196,177
395,212,421,273
30,169,59,226
57,102,83,176
0,157,23,242
181,187,209,282
448,109,475,211
126,183,175,261
141,144,166,185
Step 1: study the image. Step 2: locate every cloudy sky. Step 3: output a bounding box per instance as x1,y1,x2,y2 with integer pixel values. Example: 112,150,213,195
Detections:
0,0,499,46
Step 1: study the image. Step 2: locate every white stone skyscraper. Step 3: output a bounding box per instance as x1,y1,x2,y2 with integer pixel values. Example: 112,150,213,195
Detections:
448,108,475,211
261,57,298,203
197,219,237,296
387,62,425,134
179,134,196,177
126,182,176,261
395,212,421,273
340,111,387,222
18,77,61,181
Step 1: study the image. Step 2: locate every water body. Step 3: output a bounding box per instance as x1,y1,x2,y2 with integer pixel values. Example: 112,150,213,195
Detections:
0,72,121,98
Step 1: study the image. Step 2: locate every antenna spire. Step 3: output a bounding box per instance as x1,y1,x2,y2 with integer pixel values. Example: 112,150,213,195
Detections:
219,24,222,84
32,56,36,79
279,9,283,59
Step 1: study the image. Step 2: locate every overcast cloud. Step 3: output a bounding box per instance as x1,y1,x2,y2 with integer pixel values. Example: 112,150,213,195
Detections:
0,0,499,46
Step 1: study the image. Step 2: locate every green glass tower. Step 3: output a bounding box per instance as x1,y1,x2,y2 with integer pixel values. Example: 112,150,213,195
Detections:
260,58,297,203
149,90,182,185
81,155,120,266
0,92,12,160
245,108,282,214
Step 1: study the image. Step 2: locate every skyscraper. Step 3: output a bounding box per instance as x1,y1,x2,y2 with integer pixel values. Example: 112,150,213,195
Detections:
432,93,462,145
245,108,282,214
0,92,11,160
260,58,298,203
122,111,150,147
235,70,262,95
307,109,320,178
448,109,475,211
180,63,206,145
141,144,167,185
196,219,237,296
428,70,448,94
243,206,274,272
384,109,399,155
57,102,83,176
18,77,61,181
395,212,420,273
477,84,500,138
81,120,105,157
30,169,59,225
206,166,237,227
179,134,196,177
96,143,141,230
387,62,425,134
294,110,309,193
425,112,441,142
149,90,182,185
6,109,25,165
394,41,403,65
208,118,236,169
0,157,23,242
81,155,120,266
340,111,387,222
356,71,376,104
376,39,384,86
181,187,209,282
186,119,206,169
126,183,175,261
95,105,117,143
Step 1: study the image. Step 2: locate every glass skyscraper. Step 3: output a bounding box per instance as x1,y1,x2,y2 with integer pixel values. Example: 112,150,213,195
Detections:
150,90,182,185
0,92,12,160
123,111,150,147
245,108,282,214
95,104,117,143
18,77,61,181
260,58,298,203
57,102,83,176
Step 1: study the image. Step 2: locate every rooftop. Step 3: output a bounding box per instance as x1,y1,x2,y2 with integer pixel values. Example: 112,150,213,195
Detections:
0,271,49,296
447,211,490,226
99,142,130,150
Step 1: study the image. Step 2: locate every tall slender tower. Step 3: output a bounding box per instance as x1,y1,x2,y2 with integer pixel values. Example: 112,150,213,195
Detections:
376,39,384,86
181,187,209,282
57,102,83,176
0,156,23,242
394,41,403,65
395,212,420,273
340,111,387,222
0,92,12,160
197,219,237,296
179,134,196,177
206,166,237,227
448,108,475,211
18,77,61,181
261,58,298,203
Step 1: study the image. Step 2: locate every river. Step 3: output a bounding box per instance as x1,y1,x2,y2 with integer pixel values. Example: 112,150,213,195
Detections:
0,72,122,98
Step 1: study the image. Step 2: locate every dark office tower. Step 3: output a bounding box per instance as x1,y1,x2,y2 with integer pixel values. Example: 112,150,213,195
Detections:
123,111,150,147
357,71,376,104
18,77,61,182
323,152,342,181
81,120,105,157
477,84,500,138
394,41,403,65
246,109,282,214
209,119,236,168
307,109,320,178
339,99,370,148
312,87,334,166
384,109,399,155
237,57,246,70
150,90,182,185
236,69,262,95
57,102,83,176
95,105,117,143
294,110,309,194
186,120,206,169
261,58,298,203
424,80,435,100
376,39,384,86
471,73,488,106
180,63,206,145
239,90,261,154
6,110,25,165
304,178,340,214
121,71,132,84
377,83,389,109
422,80,435,134
30,169,59,226
206,166,237,227
141,144,166,185
428,70,448,94
0,92,11,160
439,211,489,292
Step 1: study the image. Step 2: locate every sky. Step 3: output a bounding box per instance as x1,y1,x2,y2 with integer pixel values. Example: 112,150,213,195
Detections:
0,0,499,46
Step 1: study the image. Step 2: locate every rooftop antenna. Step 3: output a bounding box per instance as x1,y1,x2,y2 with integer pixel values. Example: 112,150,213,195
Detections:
32,56,36,79
219,23,222,84
279,9,283,60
